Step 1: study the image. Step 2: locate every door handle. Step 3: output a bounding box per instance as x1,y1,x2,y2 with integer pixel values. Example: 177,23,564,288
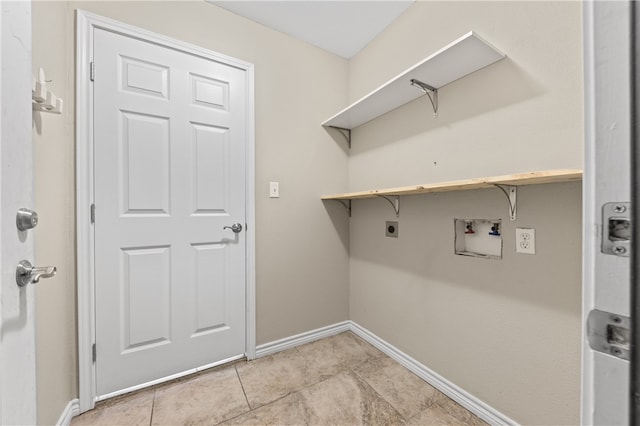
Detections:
223,223,243,233
16,260,57,287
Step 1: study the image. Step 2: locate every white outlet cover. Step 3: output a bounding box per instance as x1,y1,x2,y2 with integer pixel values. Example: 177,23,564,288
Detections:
516,228,535,254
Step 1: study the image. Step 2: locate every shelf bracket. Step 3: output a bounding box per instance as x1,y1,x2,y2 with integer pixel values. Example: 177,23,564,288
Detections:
410,79,438,117
375,195,400,217
328,126,351,149
335,199,352,217
494,184,517,221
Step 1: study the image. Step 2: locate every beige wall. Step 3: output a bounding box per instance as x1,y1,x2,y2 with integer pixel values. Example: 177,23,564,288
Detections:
347,2,583,425
349,1,583,189
32,2,78,424
32,2,349,423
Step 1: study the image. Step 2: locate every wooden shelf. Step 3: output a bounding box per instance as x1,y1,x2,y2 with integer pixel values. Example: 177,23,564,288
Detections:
322,31,506,130
321,169,583,201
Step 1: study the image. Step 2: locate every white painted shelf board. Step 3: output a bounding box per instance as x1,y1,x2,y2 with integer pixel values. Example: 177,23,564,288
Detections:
321,169,583,200
322,31,506,130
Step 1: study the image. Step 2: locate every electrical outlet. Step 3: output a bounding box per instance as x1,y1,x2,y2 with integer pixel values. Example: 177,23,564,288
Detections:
386,221,398,238
516,228,535,254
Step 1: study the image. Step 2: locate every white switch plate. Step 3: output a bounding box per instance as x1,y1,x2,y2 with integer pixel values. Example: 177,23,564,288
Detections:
516,228,535,254
269,181,279,198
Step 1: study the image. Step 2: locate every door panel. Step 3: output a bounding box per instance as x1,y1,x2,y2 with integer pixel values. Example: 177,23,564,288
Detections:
121,246,171,351
94,28,246,397
192,243,228,333
121,111,171,214
191,73,228,109
121,56,169,98
192,123,229,213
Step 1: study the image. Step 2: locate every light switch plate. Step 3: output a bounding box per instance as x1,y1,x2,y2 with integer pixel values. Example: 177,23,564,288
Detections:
269,181,279,198
516,228,535,254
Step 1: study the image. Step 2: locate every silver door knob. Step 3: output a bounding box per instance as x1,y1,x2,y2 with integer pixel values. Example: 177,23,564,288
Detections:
16,208,38,231
223,223,243,233
16,260,56,287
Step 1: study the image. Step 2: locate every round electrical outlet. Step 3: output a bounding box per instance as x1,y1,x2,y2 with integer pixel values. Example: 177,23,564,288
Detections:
385,221,398,238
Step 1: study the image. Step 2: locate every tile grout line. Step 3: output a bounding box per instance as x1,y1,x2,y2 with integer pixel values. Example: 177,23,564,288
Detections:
218,382,306,425
148,389,156,426
348,348,483,425
348,366,407,423
229,342,356,421
348,345,446,423
234,365,252,411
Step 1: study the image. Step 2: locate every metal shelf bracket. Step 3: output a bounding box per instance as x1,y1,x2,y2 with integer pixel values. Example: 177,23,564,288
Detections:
336,199,352,217
410,79,438,117
376,195,400,217
494,184,517,221
329,126,351,149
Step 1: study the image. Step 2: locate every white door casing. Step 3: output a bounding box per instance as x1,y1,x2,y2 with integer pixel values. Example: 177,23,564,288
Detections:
0,2,36,424
582,1,630,424
77,11,256,410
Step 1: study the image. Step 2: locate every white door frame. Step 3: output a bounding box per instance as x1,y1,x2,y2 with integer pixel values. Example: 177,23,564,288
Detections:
76,10,256,412
582,1,631,424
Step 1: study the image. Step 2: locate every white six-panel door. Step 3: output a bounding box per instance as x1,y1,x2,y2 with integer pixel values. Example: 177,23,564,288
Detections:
93,28,247,397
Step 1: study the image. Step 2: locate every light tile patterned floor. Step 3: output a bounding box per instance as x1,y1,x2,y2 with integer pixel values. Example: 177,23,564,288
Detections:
72,332,487,425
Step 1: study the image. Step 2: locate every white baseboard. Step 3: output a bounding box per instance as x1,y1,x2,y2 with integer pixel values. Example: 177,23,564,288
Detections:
255,320,350,358
349,322,518,426
255,320,517,425
56,398,80,426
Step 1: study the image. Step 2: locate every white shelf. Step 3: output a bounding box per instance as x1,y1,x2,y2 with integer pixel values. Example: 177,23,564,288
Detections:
322,31,506,130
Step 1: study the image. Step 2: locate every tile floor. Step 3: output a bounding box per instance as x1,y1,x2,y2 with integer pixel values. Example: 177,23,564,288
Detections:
72,332,487,425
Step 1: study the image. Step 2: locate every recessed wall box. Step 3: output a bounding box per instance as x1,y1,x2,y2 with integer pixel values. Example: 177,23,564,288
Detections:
454,218,502,259
386,221,399,238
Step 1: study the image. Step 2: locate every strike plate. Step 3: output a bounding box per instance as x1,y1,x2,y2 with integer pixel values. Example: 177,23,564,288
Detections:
587,309,630,361
602,202,630,257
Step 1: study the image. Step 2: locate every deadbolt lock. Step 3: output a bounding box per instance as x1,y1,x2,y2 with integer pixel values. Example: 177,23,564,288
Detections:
16,208,38,231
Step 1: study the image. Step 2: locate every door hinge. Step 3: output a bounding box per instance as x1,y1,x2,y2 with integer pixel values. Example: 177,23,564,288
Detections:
90,204,95,224
92,343,96,363
90,61,95,82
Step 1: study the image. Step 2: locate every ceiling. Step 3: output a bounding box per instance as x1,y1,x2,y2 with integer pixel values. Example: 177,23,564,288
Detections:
208,1,415,59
